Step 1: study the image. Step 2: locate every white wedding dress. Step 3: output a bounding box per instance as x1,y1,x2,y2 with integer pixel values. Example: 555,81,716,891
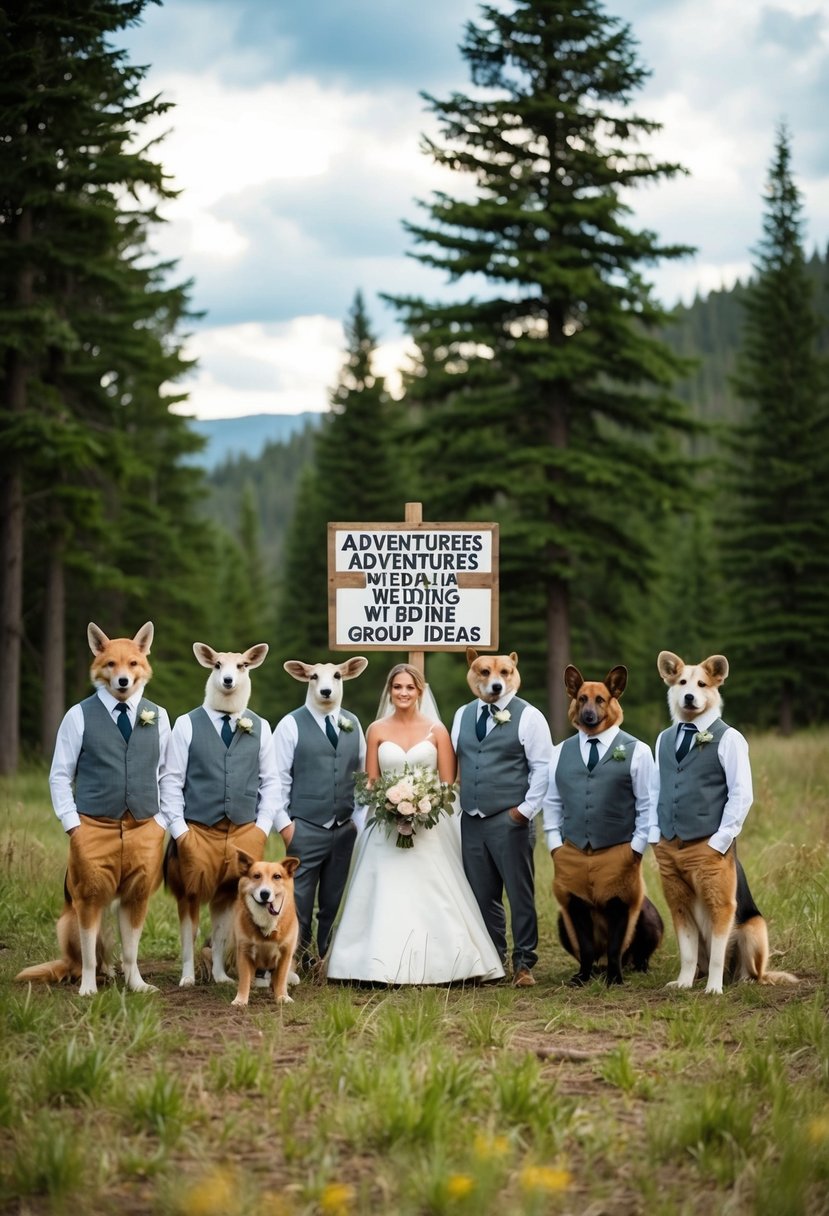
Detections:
326,738,505,985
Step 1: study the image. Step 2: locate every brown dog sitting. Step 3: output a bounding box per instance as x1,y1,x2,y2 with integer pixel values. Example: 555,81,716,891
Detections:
542,665,662,985
231,853,301,1007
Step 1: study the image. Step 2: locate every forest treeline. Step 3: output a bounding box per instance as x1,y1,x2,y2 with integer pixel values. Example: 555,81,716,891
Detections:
2,0,828,773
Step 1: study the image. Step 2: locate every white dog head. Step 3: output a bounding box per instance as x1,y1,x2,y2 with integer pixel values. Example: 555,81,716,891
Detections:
283,657,368,714
194,642,269,716
657,650,728,723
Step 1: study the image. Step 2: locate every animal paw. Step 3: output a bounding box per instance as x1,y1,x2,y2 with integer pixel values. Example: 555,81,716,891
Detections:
288,970,300,987
230,995,248,1007
179,975,195,988
276,994,294,1004
78,980,98,997
704,980,724,995
127,980,158,994
212,971,234,984
665,978,694,989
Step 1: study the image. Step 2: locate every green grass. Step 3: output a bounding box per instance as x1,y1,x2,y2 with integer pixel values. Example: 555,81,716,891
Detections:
1,733,827,1215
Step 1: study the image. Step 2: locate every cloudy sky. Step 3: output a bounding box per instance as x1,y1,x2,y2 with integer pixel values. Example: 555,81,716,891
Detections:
122,0,829,421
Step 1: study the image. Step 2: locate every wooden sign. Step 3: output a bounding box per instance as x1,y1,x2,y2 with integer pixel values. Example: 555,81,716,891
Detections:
328,508,499,653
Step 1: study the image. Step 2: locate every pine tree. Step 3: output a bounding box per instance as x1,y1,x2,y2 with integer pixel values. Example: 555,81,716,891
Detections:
273,293,404,721
386,0,696,737
723,125,829,733
0,0,204,765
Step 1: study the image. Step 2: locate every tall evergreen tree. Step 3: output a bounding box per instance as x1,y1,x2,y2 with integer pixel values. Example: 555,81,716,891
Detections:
273,292,404,722
0,0,205,766
386,0,696,737
723,125,829,733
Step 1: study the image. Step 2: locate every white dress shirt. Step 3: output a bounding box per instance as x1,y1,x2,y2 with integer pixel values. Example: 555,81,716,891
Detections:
542,723,658,854
49,686,171,832
158,706,280,839
450,689,554,821
272,706,368,832
651,706,754,853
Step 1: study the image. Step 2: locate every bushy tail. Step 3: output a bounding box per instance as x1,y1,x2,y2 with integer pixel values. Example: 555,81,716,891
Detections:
14,959,77,984
759,969,799,985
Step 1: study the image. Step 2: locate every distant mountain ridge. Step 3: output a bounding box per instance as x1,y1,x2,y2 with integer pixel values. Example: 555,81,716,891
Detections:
189,411,322,469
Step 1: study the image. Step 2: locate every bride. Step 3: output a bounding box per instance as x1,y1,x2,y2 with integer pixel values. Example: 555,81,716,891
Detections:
326,663,504,985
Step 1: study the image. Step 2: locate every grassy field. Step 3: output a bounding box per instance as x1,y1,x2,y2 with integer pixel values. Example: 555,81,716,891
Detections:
1,732,827,1216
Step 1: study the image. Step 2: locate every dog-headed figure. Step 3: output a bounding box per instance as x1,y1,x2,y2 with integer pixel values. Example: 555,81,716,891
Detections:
273,658,368,971
543,665,663,986
160,642,282,986
231,852,301,1006
452,650,554,987
653,651,797,993
16,622,170,995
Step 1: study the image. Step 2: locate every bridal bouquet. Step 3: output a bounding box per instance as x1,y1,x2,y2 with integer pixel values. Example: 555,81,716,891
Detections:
355,765,456,849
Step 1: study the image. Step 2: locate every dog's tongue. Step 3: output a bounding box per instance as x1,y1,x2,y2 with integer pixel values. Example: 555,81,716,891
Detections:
267,901,279,916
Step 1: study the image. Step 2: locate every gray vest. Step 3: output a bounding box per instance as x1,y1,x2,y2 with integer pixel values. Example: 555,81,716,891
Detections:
656,718,729,840
288,707,361,825
75,693,160,819
183,707,262,826
554,731,638,849
457,698,530,815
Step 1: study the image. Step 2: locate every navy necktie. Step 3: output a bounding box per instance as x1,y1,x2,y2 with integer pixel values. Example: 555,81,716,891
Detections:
116,703,132,742
586,738,599,771
676,723,697,762
221,713,233,747
476,704,491,741
325,715,338,748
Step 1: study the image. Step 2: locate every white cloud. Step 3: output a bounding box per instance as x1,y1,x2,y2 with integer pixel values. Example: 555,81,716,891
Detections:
133,0,829,419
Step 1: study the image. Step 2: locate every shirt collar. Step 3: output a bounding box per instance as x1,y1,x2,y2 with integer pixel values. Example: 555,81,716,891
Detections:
578,723,620,749
306,704,338,727
677,706,720,733
97,686,144,714
205,705,246,724
478,688,517,713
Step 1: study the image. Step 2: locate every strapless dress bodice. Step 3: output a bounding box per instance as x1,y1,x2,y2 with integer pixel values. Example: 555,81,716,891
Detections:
377,738,438,775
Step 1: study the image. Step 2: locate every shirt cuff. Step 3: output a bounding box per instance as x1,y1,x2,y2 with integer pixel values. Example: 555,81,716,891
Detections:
517,803,537,820
545,829,563,852
60,811,81,833
168,817,189,840
255,814,273,836
707,830,732,854
631,835,648,855
272,810,292,833
152,812,167,831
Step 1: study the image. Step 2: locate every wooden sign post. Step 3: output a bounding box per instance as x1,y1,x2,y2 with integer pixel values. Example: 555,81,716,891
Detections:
327,503,499,676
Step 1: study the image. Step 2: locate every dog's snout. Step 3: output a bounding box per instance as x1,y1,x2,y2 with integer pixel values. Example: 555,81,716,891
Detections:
257,887,272,903
222,676,235,687
683,693,696,706
581,708,598,725
117,676,130,688
491,682,503,695
319,688,333,699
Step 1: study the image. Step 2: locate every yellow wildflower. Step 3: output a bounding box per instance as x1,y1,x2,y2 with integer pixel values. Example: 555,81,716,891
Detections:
320,1181,356,1215
446,1173,476,1199
181,1166,237,1215
807,1115,829,1144
472,1132,510,1159
519,1165,572,1193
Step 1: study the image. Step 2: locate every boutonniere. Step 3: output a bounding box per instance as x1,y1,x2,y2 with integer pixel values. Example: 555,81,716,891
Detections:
611,745,626,761
695,730,714,746
139,709,156,727
492,709,511,726
338,717,354,732
237,717,254,733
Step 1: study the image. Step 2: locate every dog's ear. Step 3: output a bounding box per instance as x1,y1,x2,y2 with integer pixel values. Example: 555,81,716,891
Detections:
87,622,111,655
242,643,269,669
338,657,368,680
236,850,254,875
132,622,154,654
604,665,628,700
701,655,729,685
564,665,583,700
509,652,518,665
283,660,312,682
193,643,218,668
466,648,479,667
657,651,684,684
280,856,300,878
